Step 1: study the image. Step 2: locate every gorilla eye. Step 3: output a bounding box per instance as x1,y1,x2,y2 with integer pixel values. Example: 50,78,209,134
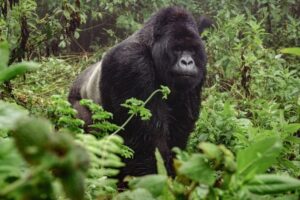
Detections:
172,46,182,54
173,46,181,52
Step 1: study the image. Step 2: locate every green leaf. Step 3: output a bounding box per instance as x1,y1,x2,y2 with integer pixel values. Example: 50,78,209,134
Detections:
0,101,28,130
219,145,237,173
285,136,300,144
280,47,300,56
280,159,299,172
114,188,155,200
129,175,168,197
246,174,300,194
59,40,66,48
74,31,80,39
178,154,216,186
282,123,300,135
160,85,171,99
121,98,152,120
13,118,54,164
237,136,282,180
0,62,39,83
61,171,85,200
0,139,25,187
0,41,9,70
155,148,168,176
198,142,222,161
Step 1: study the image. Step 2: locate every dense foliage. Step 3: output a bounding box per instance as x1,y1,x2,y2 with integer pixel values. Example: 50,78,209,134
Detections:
0,0,299,199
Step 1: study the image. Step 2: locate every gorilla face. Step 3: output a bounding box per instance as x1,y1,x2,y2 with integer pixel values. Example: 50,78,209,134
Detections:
151,11,207,91
168,35,206,90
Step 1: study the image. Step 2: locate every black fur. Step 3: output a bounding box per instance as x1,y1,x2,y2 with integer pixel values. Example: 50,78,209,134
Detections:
69,6,209,180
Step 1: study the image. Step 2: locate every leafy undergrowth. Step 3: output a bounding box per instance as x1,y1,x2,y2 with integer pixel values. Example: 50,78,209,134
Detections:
1,3,300,200
2,57,89,116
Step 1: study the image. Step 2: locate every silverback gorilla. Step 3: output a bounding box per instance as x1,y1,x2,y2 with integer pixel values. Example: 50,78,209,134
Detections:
69,6,210,181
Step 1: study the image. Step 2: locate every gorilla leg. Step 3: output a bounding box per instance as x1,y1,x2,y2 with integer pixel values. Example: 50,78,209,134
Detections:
72,100,93,131
68,62,103,132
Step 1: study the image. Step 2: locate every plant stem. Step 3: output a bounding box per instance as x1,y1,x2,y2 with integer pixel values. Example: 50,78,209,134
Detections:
111,89,161,135
186,181,197,198
0,162,52,196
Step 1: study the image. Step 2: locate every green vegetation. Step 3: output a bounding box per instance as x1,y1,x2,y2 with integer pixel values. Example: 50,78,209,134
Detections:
0,0,299,199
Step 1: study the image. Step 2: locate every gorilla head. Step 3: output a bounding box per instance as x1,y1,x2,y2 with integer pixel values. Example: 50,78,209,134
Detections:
151,7,207,90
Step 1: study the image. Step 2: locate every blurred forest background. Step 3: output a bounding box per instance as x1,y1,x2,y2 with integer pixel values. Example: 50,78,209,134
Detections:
0,0,300,200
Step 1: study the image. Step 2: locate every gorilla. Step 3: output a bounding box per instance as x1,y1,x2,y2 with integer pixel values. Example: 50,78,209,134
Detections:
69,6,210,180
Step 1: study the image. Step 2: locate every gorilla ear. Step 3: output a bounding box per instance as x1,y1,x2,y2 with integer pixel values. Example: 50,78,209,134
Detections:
198,16,214,35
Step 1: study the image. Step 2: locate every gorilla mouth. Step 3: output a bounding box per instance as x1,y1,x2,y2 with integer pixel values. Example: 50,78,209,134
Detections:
170,71,197,78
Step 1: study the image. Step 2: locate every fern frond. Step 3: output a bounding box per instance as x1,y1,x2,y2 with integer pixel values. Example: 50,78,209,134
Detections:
76,134,125,197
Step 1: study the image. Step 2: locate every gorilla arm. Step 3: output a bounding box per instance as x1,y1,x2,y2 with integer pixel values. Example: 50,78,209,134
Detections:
100,42,174,176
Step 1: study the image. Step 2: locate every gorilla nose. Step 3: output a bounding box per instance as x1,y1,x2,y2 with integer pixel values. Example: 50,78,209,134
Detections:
180,56,194,67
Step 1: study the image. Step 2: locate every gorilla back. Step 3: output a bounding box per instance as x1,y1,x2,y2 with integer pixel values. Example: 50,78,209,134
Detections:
69,6,209,180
